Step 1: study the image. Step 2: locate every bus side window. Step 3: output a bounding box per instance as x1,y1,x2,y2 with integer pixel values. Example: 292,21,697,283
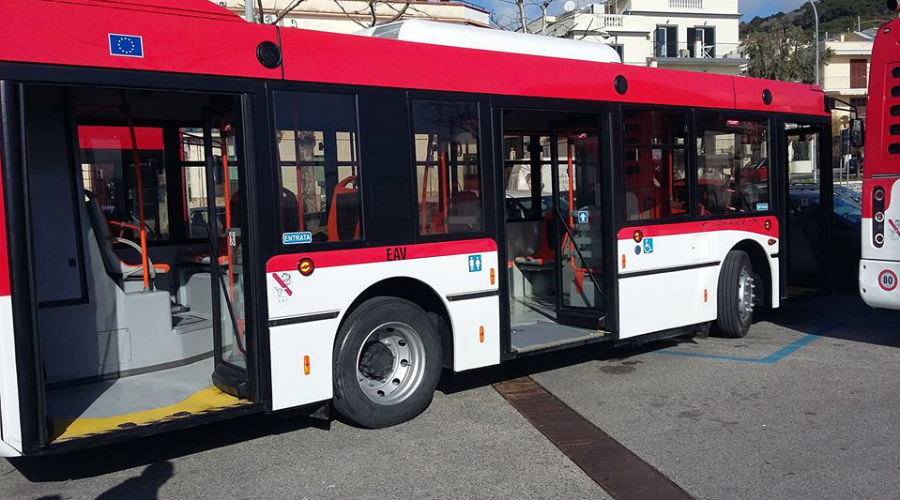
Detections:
273,92,362,244
622,108,689,221
411,100,483,235
695,115,770,215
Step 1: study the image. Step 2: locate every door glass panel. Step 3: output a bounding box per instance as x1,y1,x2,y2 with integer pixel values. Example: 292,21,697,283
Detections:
785,124,823,288
558,131,604,310
210,121,246,369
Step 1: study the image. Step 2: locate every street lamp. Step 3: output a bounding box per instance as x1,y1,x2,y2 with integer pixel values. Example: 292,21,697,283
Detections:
809,0,820,86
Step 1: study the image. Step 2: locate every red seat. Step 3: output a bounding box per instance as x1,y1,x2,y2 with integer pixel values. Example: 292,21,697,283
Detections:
327,176,360,242
514,212,569,268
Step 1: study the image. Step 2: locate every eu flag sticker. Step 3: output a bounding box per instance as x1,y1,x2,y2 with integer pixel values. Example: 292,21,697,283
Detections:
109,34,144,58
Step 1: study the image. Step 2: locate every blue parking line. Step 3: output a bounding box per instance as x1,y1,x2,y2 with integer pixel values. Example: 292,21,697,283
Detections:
656,328,828,364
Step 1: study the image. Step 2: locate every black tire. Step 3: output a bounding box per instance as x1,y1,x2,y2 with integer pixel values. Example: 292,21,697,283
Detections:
332,297,442,428
714,250,755,338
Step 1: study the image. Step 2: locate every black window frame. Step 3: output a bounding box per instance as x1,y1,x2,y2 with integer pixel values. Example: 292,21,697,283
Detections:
270,88,366,252
407,92,490,243
620,105,693,222
693,111,774,218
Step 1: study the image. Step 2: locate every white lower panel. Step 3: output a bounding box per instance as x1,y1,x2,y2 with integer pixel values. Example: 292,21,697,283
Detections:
269,318,339,411
447,296,500,372
0,296,22,454
618,266,718,339
859,259,900,311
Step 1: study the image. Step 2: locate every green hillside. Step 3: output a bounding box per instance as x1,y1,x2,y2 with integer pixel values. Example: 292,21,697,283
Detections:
742,0,896,35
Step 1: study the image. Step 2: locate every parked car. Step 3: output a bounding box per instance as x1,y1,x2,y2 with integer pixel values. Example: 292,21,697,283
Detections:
788,184,861,289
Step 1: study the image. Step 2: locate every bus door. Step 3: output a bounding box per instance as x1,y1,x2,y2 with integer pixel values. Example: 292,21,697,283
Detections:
550,124,608,329
780,122,834,293
203,108,250,397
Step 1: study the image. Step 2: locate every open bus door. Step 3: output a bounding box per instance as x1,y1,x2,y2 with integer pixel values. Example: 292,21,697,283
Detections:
779,121,834,294
549,123,609,330
202,110,250,398
500,108,613,355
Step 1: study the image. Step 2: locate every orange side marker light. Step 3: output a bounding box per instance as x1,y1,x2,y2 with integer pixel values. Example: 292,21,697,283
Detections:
490,268,496,285
479,326,485,343
621,254,626,269
704,288,708,302
303,355,311,375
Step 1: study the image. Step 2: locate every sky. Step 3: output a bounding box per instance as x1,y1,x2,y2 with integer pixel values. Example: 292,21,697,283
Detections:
471,0,813,25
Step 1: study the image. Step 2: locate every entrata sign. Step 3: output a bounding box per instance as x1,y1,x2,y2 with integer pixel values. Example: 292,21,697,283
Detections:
878,270,898,291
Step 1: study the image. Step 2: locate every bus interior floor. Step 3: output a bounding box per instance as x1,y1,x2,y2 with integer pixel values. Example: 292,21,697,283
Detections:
510,298,607,352
45,356,246,442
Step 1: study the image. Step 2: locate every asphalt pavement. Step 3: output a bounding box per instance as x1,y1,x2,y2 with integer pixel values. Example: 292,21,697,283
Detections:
1,293,897,500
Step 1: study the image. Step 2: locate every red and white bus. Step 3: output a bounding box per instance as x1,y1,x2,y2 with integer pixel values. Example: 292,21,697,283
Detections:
0,0,835,456
858,5,900,310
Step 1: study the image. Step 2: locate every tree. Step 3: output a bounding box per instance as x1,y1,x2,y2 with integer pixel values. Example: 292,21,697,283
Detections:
492,0,560,33
250,0,418,28
743,26,832,83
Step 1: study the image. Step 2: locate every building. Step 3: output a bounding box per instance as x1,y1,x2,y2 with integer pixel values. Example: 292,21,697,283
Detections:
213,0,490,33
822,29,875,120
538,0,746,74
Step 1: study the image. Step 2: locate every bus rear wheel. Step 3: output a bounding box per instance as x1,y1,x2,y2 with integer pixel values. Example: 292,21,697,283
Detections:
715,250,755,338
332,297,442,428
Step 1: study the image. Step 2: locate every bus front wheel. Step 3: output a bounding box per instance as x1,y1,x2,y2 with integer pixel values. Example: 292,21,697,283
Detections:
332,297,443,428
715,250,755,338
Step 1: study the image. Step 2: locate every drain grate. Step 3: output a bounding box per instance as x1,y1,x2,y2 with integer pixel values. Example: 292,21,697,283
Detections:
493,375,693,500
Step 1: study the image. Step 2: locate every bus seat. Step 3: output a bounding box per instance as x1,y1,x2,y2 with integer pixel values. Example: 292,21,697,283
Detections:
447,191,480,231
514,212,568,269
84,191,169,283
327,176,360,242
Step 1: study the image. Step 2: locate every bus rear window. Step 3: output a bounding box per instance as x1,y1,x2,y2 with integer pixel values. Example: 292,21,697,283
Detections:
273,92,361,244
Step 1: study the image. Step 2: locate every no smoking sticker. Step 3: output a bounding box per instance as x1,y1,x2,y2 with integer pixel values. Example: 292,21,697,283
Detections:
878,270,897,292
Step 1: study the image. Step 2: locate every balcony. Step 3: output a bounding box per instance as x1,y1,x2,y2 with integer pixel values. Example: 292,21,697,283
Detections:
596,14,624,28
652,41,745,62
668,0,703,8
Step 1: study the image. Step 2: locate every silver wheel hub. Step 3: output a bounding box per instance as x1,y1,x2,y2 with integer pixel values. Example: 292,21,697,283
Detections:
356,322,426,405
737,267,755,323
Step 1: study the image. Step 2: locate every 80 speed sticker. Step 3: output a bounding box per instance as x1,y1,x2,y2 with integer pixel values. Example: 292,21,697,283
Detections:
878,270,898,292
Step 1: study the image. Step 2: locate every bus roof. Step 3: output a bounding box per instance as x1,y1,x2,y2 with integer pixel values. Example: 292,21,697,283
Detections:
355,19,623,64
0,0,826,117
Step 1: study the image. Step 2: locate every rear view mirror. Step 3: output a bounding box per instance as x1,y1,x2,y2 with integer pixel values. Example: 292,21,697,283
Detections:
850,119,865,148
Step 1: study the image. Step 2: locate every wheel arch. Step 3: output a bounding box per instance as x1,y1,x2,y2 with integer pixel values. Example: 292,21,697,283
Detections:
729,239,773,307
340,277,454,369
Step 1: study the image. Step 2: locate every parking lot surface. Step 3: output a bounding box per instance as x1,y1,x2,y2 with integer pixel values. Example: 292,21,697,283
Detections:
2,293,897,500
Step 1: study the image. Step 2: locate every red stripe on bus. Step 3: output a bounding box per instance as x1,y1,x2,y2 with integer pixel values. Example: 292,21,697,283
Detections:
77,126,165,151
0,150,9,296
0,1,825,117
266,238,498,272
617,216,778,240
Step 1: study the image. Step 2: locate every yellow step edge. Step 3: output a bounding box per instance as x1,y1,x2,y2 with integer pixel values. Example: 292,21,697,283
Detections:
51,386,248,442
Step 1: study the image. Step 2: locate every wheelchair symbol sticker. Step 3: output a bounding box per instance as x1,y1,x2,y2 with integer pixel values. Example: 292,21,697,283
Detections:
642,238,654,254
